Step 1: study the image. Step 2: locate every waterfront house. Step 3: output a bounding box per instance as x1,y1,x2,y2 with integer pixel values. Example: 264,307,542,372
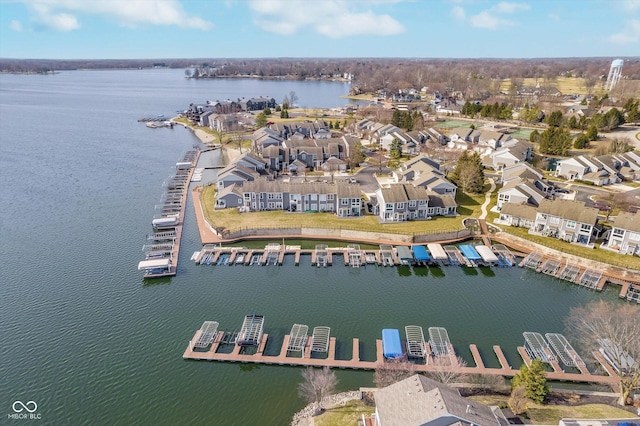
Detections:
216,163,261,190
373,375,507,426
209,114,239,132
214,184,243,209
239,178,362,217
531,199,599,246
252,127,283,154
603,211,640,255
497,202,538,228
240,97,276,111
375,184,430,222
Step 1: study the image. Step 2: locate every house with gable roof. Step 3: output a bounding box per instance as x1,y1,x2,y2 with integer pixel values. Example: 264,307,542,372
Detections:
373,375,507,426
375,184,430,222
530,199,599,246
603,211,640,255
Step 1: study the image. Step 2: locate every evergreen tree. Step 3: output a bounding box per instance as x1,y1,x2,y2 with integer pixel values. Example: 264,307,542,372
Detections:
623,98,640,122
539,126,572,156
573,133,589,149
255,112,267,128
263,107,271,116
586,125,598,141
545,110,564,127
511,359,549,404
389,138,402,160
567,116,578,129
450,151,484,194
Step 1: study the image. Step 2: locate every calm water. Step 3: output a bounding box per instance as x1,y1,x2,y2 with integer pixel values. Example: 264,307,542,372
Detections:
0,69,620,425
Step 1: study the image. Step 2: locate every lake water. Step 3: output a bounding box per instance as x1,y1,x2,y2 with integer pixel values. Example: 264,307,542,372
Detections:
0,69,620,425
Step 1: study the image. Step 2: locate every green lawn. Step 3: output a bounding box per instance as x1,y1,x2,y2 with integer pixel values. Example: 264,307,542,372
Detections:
201,186,488,236
501,225,640,270
312,400,375,426
467,395,637,425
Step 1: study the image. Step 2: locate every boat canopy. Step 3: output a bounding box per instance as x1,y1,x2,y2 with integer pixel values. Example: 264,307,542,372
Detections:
426,243,448,260
382,329,403,359
396,246,413,262
459,245,482,261
411,245,430,261
138,258,171,270
475,245,499,263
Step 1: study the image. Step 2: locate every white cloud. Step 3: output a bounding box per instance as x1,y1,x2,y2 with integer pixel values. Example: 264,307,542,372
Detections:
609,18,640,44
493,2,530,14
452,6,466,20
623,0,640,12
548,13,560,21
452,1,528,29
10,20,24,32
249,0,405,38
18,0,212,31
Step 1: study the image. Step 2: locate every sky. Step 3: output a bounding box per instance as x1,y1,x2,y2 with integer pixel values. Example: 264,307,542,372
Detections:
0,0,639,59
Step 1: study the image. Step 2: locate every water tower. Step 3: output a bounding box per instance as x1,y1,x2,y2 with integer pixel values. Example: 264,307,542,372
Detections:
604,59,624,91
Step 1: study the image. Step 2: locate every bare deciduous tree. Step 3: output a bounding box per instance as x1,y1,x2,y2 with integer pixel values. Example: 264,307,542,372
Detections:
373,358,417,388
297,366,338,412
566,300,640,405
425,355,468,385
508,386,528,415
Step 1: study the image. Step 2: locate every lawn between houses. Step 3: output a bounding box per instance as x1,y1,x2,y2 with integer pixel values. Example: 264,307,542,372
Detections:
199,185,486,236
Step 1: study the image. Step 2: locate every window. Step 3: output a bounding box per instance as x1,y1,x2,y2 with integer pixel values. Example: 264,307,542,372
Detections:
385,203,393,211
612,228,624,237
409,200,417,208
580,223,592,232
327,194,334,201
566,220,576,229
550,216,560,225
341,198,349,205
629,232,640,242
397,202,405,210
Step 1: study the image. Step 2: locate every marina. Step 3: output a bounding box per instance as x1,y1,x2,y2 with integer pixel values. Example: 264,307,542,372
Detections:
183,321,621,386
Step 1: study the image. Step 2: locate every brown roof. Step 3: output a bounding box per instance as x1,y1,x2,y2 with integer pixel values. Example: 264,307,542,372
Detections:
613,211,640,232
537,198,599,224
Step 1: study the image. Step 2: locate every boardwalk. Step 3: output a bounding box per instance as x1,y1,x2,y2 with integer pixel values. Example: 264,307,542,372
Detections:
183,330,618,386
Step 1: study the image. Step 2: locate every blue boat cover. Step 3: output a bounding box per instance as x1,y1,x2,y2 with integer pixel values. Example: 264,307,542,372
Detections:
411,245,430,261
382,329,403,359
459,245,482,261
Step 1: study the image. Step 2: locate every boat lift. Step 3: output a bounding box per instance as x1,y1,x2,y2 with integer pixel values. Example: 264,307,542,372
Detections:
523,332,556,364
194,321,219,348
558,263,582,282
545,333,585,368
539,258,562,276
236,314,264,347
287,324,309,356
577,268,602,289
347,244,362,268
522,252,543,269
428,327,452,356
380,245,395,266
311,326,331,353
405,325,427,359
315,244,328,267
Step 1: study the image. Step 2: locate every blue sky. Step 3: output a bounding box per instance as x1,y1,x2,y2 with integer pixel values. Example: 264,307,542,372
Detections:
0,0,639,59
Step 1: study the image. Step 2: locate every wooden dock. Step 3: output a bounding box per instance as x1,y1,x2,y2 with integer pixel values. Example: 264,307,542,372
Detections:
183,331,618,385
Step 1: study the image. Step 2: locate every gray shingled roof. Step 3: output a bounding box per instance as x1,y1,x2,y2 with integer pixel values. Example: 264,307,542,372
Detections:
374,375,505,426
501,202,538,220
537,199,599,224
613,211,640,232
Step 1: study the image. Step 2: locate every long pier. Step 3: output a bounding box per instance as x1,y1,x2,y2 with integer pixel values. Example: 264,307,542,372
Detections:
183,331,618,386
140,150,200,278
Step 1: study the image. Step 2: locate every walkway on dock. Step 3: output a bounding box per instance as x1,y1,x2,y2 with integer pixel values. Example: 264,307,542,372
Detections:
183,330,618,386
